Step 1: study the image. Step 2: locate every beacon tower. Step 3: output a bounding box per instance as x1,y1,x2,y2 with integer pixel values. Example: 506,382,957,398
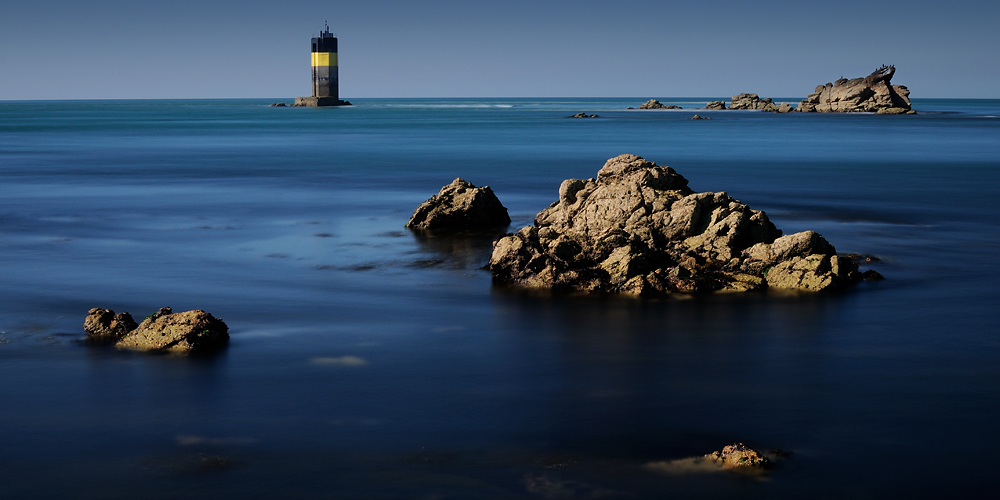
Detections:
311,28,338,100
294,23,350,107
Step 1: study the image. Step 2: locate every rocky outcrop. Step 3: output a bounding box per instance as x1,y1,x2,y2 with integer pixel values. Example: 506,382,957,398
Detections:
638,99,682,109
729,93,782,112
84,308,138,343
703,101,726,110
799,66,912,113
488,154,869,295
84,307,229,353
570,112,599,118
407,178,510,232
704,443,772,470
777,102,796,113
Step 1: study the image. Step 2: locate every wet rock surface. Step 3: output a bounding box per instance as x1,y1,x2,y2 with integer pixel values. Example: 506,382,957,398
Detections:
489,154,872,295
84,306,229,353
407,178,510,232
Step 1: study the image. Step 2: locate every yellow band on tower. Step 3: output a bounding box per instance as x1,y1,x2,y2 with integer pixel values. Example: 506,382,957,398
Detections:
311,52,337,67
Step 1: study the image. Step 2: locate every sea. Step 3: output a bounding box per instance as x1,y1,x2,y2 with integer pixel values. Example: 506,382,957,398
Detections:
1,97,998,499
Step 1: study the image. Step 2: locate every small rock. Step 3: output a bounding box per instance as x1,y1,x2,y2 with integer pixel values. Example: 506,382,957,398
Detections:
691,114,710,120
705,443,772,469
569,112,599,118
269,102,287,107
875,107,912,115
703,101,726,110
84,308,138,344
639,99,682,110
407,178,510,232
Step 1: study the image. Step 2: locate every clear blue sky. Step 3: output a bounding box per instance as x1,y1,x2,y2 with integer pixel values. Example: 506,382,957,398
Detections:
2,0,997,99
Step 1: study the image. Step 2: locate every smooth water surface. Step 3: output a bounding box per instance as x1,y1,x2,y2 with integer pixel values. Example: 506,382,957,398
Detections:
1,98,999,498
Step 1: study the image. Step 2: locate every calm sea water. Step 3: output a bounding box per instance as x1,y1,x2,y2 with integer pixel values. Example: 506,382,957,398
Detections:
1,98,999,498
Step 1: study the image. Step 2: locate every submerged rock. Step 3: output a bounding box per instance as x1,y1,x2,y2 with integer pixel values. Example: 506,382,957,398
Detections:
84,308,138,344
407,178,510,232
638,99,682,110
645,443,784,476
705,443,772,469
569,112,599,118
691,114,710,120
84,306,229,353
488,154,870,295
799,66,912,113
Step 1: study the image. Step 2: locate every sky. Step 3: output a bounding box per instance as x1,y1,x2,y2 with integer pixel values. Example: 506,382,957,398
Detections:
1,0,997,99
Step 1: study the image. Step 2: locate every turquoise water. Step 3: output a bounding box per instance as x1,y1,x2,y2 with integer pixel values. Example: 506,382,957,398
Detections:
1,98,999,498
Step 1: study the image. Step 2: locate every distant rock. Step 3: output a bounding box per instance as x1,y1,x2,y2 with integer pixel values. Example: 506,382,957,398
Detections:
407,178,510,232
691,114,710,120
84,308,138,344
703,101,726,110
799,65,912,113
488,154,871,295
570,112,599,118
269,102,287,107
638,99,682,110
729,93,781,112
84,307,229,353
777,102,796,113
645,443,786,476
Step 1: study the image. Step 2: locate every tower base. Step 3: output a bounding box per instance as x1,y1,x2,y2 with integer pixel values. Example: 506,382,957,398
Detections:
293,96,352,107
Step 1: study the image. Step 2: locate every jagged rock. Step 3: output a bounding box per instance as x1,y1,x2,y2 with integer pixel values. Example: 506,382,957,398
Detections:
488,154,870,295
639,99,682,109
705,443,772,470
84,308,138,344
777,102,796,113
570,112,599,118
799,66,911,113
703,101,726,110
729,93,780,111
116,308,229,353
691,114,710,120
406,178,510,232
269,102,287,107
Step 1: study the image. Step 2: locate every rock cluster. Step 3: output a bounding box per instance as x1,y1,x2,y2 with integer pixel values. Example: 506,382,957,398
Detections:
570,112,599,118
407,178,510,232
703,101,726,110
691,114,711,120
84,307,229,354
638,99,682,110
799,73,912,113
728,93,798,113
488,154,874,295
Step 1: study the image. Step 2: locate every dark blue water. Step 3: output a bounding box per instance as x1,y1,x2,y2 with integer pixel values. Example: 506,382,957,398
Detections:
1,98,999,498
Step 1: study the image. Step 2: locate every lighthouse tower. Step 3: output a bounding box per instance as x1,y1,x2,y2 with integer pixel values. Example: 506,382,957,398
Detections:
294,23,351,107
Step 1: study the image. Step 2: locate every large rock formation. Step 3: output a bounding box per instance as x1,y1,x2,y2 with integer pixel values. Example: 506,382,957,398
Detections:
799,65,912,113
84,307,229,353
638,99,682,110
407,178,510,232
488,155,871,295
728,93,780,112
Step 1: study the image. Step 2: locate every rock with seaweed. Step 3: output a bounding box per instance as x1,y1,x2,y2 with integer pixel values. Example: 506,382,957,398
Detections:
488,154,873,295
83,306,229,353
